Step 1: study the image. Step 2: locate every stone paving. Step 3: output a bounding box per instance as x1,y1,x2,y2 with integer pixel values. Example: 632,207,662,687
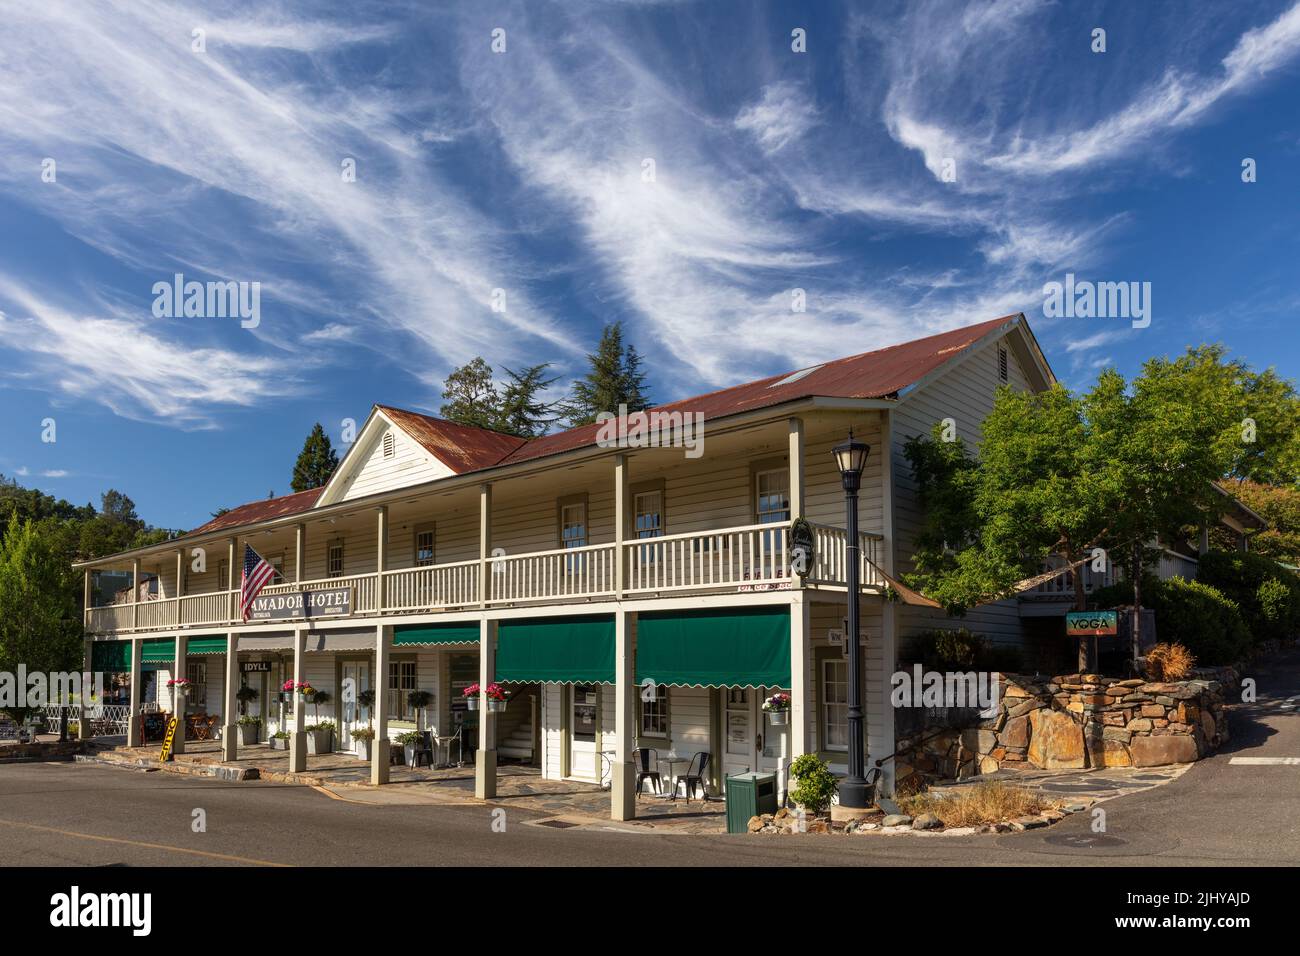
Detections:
88,740,729,833
924,761,1192,808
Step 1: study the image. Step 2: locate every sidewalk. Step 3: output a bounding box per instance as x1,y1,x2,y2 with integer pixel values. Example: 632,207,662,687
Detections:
80,740,728,833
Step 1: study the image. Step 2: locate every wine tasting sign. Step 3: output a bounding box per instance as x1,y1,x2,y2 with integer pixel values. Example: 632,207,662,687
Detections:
248,587,352,621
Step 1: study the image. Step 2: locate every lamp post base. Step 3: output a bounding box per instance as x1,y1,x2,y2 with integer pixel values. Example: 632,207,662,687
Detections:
837,778,871,811
830,804,875,824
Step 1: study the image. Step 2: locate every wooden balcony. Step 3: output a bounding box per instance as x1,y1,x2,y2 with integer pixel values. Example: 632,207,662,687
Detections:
85,522,886,636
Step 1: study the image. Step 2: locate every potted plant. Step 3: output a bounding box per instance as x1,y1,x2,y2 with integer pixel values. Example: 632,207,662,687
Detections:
407,690,433,730
270,730,290,751
236,685,259,716
397,729,424,766
789,753,839,815
463,683,480,711
351,725,376,761
306,719,336,755
310,690,333,749
484,683,511,713
763,692,791,726
237,714,261,745
166,678,191,714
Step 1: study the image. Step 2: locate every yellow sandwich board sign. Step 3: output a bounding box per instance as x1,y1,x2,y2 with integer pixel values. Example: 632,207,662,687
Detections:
159,716,179,762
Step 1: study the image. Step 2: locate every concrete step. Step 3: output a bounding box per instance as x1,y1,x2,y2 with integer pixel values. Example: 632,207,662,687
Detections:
498,744,534,759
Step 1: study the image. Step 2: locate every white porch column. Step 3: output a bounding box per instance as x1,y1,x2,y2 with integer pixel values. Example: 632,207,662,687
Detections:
127,637,143,747
376,506,388,613
227,538,237,622
175,548,184,626
788,417,805,521
82,569,91,632
131,559,140,631
478,483,492,608
371,624,391,785
614,454,628,599
475,617,497,798
294,524,305,583
611,608,636,821
171,633,187,754
289,627,307,772
222,633,239,761
789,592,811,760
867,409,898,798
78,638,94,740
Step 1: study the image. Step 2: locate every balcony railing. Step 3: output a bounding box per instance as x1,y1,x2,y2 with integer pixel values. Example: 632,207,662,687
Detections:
85,521,887,634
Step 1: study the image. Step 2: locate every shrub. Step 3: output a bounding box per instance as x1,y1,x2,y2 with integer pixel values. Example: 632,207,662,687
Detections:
899,781,1057,827
1198,550,1300,644
908,628,1022,673
789,753,838,814
1090,575,1251,666
1145,643,1195,681
237,715,261,726
396,730,424,746
351,726,376,741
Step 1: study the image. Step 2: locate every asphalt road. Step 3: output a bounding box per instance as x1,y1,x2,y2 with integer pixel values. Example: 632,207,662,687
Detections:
1,649,1296,868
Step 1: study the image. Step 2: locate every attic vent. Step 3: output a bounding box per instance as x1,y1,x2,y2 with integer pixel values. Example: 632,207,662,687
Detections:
382,432,395,459
770,365,823,388
997,346,1008,383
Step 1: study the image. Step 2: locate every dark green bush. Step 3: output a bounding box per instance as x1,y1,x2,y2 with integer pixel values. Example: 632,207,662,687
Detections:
1090,574,1251,665
1198,551,1300,643
908,627,1022,673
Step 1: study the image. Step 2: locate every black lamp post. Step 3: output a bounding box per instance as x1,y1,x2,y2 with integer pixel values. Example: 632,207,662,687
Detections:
832,430,870,810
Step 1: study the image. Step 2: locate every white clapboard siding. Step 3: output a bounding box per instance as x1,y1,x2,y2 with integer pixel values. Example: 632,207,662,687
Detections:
337,423,456,502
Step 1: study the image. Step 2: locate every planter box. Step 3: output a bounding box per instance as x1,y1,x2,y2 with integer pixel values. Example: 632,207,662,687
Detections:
306,729,334,755
270,736,290,751
238,723,260,745
354,738,373,761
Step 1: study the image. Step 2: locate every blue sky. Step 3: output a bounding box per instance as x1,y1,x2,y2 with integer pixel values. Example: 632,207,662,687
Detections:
1,0,1298,531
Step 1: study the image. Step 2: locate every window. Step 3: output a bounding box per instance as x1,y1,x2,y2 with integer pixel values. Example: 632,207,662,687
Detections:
755,468,790,524
414,525,436,567
388,659,417,721
268,552,285,585
559,497,587,573
822,659,848,752
327,540,344,578
634,490,663,539
217,558,229,591
572,685,598,742
639,682,668,738
998,345,1009,383
186,661,208,709
382,431,395,459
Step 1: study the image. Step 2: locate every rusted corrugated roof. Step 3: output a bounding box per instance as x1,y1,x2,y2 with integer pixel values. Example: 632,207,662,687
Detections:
377,405,529,473
190,487,324,535
495,314,1019,467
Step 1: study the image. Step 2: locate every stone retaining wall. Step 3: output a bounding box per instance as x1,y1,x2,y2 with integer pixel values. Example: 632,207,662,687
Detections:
896,668,1234,790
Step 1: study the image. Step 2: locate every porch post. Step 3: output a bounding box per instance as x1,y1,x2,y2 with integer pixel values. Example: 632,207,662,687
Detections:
289,627,307,772
614,454,627,599
371,624,391,785
478,483,491,608
131,559,140,631
294,524,305,583
127,637,143,747
78,637,94,740
171,633,187,754
175,548,184,626
475,617,497,798
788,417,805,521
82,569,91,631
868,409,898,798
227,538,237,622
789,592,811,760
611,608,636,821
376,506,388,613
222,633,239,761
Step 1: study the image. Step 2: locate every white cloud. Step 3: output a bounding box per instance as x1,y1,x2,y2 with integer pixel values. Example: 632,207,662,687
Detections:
734,82,818,155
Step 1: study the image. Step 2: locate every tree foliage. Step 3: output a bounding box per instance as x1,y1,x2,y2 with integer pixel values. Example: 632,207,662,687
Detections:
0,517,83,690
440,357,501,431
290,422,339,493
562,322,651,426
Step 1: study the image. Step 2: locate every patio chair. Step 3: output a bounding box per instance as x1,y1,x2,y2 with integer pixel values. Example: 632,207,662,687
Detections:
631,747,662,797
409,731,434,768
679,751,711,802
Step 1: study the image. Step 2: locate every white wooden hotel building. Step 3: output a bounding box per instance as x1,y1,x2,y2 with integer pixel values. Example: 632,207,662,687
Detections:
76,314,1055,818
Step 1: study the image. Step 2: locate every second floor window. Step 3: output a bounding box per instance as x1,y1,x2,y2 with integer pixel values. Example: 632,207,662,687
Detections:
268,552,285,585
327,540,344,578
414,526,435,567
217,558,229,590
755,468,790,524
561,500,586,573
634,491,663,539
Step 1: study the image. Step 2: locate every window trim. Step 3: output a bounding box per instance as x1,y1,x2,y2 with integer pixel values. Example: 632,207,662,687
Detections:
556,493,589,550
637,681,670,740
387,656,418,722
750,457,791,525
413,523,436,568
630,478,666,540
327,539,345,578
819,656,848,753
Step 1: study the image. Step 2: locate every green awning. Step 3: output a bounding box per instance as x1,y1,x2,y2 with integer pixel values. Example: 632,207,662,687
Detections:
141,638,175,664
636,607,791,689
186,635,229,655
394,622,480,646
496,615,614,684
92,641,132,672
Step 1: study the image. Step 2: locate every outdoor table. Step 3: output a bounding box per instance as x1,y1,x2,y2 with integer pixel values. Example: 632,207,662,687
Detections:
656,754,693,800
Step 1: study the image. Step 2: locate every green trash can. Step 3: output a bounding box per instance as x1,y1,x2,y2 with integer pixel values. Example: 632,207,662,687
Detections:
725,771,778,834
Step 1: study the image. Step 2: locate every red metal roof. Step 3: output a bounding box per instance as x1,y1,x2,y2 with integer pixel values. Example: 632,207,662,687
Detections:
190,487,323,535
376,405,528,474
187,315,1020,536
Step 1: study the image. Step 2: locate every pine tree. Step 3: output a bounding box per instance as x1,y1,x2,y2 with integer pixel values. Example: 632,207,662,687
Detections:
495,363,560,438
291,423,339,493
440,357,501,430
563,322,652,426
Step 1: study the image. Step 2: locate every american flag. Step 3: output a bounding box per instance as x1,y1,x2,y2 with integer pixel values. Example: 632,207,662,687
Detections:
240,544,276,621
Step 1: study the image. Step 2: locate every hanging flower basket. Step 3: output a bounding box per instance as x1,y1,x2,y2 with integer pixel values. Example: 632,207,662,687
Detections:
484,683,510,713
463,683,480,711
763,692,791,725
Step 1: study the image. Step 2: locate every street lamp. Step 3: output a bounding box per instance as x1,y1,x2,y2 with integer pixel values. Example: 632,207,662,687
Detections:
832,430,870,812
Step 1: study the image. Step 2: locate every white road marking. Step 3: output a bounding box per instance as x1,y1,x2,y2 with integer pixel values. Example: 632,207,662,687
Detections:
1229,757,1300,765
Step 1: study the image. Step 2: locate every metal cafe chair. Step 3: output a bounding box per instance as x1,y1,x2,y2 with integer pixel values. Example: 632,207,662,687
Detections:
631,747,662,797
679,751,711,802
